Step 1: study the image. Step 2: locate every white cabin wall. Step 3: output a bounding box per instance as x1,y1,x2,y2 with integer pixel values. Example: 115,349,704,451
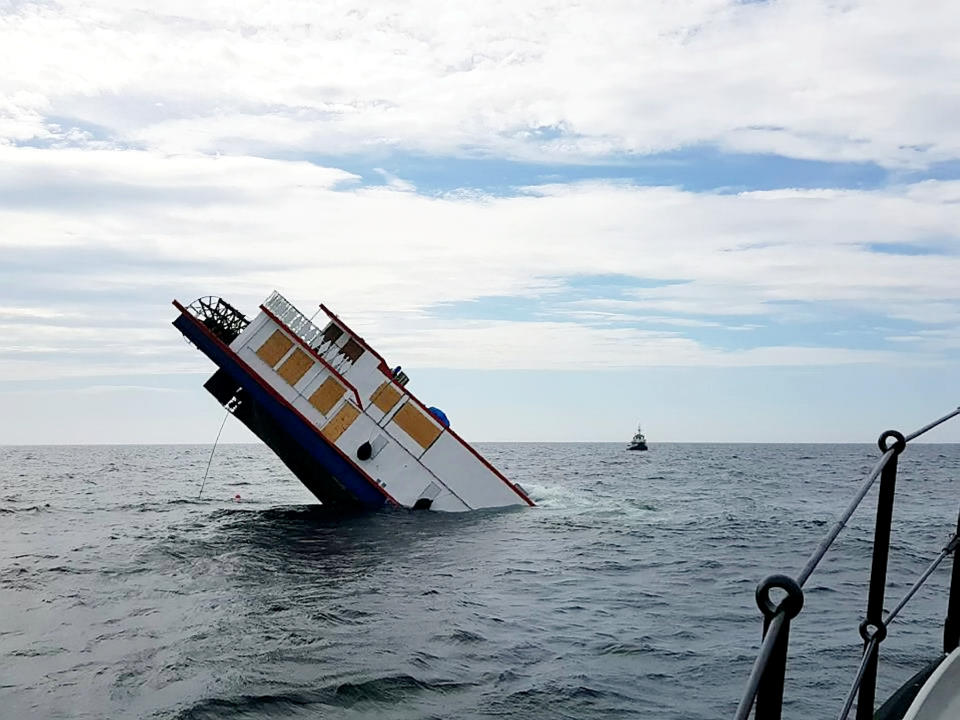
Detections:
430,491,470,512
230,312,270,352
364,400,387,424
333,412,469,510
238,314,282,355
421,432,522,509
294,363,324,397
342,351,384,402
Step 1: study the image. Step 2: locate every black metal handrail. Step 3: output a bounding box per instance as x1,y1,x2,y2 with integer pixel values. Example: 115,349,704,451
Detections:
734,406,960,720
836,534,960,720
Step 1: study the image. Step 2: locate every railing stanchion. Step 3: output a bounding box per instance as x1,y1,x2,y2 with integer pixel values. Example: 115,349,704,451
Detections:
756,615,792,720
944,505,960,654
856,430,906,720
732,408,960,719
752,575,804,720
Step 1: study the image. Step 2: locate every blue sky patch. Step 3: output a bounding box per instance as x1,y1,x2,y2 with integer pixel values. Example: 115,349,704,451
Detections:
561,273,689,293
866,241,953,256
297,144,899,196
428,274,692,323
680,306,925,352
427,287,934,355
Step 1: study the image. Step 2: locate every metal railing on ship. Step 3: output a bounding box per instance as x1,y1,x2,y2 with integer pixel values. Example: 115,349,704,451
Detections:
263,291,326,349
734,406,960,720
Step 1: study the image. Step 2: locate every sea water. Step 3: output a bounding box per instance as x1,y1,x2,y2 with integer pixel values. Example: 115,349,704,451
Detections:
2,443,959,719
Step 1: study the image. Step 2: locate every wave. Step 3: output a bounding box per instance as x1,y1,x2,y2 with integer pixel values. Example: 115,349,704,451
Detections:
174,675,474,718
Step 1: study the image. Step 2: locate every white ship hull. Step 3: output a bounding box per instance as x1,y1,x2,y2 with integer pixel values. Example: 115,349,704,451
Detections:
173,292,534,512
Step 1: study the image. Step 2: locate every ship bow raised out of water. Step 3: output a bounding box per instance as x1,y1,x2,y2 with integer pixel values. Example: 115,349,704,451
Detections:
173,292,533,512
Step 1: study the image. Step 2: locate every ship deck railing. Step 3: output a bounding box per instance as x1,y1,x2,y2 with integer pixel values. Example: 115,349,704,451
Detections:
734,406,960,720
263,291,327,350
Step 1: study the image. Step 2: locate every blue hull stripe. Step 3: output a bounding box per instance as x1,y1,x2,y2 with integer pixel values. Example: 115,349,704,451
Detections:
174,315,387,510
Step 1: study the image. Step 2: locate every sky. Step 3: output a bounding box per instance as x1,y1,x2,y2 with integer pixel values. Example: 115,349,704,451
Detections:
1,0,959,444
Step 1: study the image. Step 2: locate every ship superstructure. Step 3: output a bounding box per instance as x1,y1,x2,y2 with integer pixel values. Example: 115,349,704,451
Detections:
627,424,648,451
173,291,534,512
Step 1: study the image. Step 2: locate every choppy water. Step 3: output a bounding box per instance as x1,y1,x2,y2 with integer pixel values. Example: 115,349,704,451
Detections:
2,442,960,719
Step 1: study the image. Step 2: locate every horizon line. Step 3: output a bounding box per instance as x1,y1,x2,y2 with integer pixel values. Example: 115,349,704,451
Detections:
2,440,958,447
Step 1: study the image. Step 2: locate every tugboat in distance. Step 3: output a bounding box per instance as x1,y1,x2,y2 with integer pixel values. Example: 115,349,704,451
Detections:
627,423,648,451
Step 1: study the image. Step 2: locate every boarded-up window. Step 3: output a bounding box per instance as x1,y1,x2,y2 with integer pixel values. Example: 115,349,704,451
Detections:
322,402,360,442
339,338,364,363
391,402,442,449
370,382,402,413
277,348,313,386
256,329,293,367
308,376,345,415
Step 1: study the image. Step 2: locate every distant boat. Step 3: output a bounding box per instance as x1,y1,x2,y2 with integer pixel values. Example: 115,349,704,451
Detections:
627,424,648,451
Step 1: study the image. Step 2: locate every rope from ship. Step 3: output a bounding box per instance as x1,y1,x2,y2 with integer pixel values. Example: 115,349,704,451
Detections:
198,408,230,499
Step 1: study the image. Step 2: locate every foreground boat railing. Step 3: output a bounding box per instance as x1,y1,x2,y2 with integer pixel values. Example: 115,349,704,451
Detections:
734,406,960,720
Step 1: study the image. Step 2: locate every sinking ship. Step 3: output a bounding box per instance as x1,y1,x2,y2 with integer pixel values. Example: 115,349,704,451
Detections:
173,292,534,512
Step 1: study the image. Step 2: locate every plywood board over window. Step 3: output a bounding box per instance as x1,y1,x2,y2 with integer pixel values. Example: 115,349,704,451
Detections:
322,403,360,442
309,376,345,415
256,329,293,367
277,348,313,386
370,382,402,413
392,402,442,449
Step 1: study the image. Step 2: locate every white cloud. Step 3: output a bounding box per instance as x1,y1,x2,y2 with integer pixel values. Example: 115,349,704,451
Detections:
0,145,957,379
884,327,960,352
0,306,77,320
2,0,960,166
5,1,960,444
72,384,182,395
376,320,916,370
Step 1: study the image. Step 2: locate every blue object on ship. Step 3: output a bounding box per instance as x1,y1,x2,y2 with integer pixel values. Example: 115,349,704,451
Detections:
427,407,450,428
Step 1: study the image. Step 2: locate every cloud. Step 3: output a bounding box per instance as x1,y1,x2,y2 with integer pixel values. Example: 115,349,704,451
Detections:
884,327,960,352
0,145,358,219
4,0,959,445
0,143,957,379
376,320,917,370
3,1,960,167
0,306,78,320
72,384,182,395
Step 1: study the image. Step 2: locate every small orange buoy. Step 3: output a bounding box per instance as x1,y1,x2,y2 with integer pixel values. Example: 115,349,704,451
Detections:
234,494,241,502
